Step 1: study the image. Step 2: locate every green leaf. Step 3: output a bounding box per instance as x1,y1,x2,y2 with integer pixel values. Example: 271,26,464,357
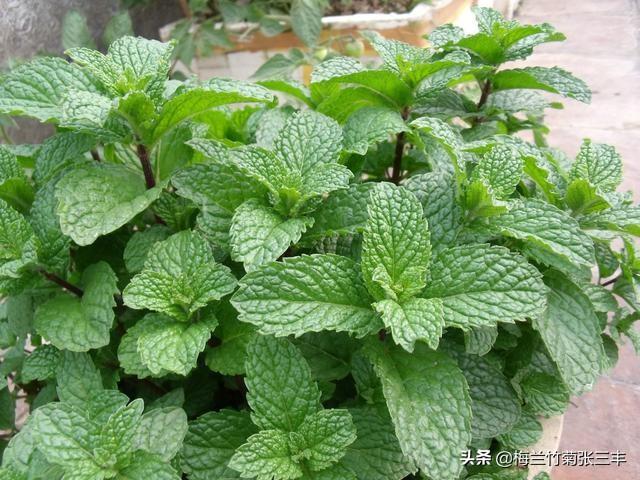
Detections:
55,351,103,408
230,200,313,271
274,110,343,179
152,81,275,144
343,107,408,155
362,183,431,301
497,410,542,449
341,407,415,480
361,31,431,74
463,326,498,356
519,372,569,416
229,429,303,480
123,231,237,321
62,11,96,50
33,131,95,186
55,164,164,246
564,179,611,215
133,407,188,461
473,144,523,198
22,344,61,383
118,451,180,480
492,67,591,103
232,254,381,337
456,354,521,438
181,410,258,480
580,205,640,237
374,298,444,352
569,139,622,192
136,312,218,376
303,183,374,244
29,181,70,273
294,332,358,382
103,11,134,46
0,57,99,122
291,0,324,47
298,409,356,471
422,244,547,328
533,271,607,394
482,199,595,268
34,262,118,351
0,199,38,278
404,172,462,250
123,225,171,274
205,315,256,376
428,24,464,48
244,335,320,432
366,342,471,480
0,145,33,213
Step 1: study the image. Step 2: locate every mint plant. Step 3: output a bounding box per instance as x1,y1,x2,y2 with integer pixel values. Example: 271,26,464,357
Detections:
0,7,638,480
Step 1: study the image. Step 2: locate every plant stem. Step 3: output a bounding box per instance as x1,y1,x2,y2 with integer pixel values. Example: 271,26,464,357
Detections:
177,0,192,18
391,107,410,184
601,275,620,287
136,144,156,189
477,79,492,109
90,149,101,162
39,270,84,297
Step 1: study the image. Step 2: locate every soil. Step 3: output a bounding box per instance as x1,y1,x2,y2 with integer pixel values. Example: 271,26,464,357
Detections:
325,0,420,16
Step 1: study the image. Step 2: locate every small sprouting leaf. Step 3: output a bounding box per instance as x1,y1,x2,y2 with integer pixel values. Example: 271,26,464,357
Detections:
569,139,622,192
343,107,408,155
123,231,237,321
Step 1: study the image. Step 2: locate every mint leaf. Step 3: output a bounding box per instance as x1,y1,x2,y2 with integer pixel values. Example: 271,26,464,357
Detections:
229,429,302,480
205,315,256,376
298,409,356,471
230,199,313,271
55,352,103,408
34,262,118,351
123,231,237,321
117,451,180,480
374,298,444,352
473,144,523,198
422,244,547,328
0,199,38,278
456,353,521,438
569,139,622,192
464,326,498,356
343,107,408,155
33,131,95,186
404,172,462,250
0,57,99,122
133,407,188,461
0,145,32,213
22,345,61,383
181,410,258,480
492,67,591,103
361,31,431,74
362,183,431,301
565,179,611,215
581,206,640,237
366,342,471,480
519,372,569,416
244,335,320,432
341,407,415,480
123,225,171,274
55,164,164,246
497,410,542,449
232,254,381,337
136,312,218,376
291,0,324,47
152,81,274,143
533,271,607,394
482,199,595,268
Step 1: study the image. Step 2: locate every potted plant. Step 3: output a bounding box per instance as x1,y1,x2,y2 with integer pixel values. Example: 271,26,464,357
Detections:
158,0,490,79
0,6,637,480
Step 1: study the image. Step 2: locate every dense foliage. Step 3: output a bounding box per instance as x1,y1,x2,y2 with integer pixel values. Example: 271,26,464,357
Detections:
0,6,638,480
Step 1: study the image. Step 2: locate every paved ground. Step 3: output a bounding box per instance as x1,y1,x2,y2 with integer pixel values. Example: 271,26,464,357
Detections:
515,1,640,479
